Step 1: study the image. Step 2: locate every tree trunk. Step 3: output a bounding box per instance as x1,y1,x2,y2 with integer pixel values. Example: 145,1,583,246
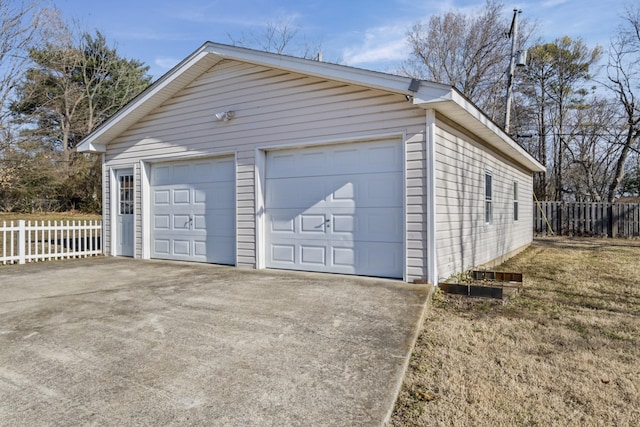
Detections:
607,127,637,202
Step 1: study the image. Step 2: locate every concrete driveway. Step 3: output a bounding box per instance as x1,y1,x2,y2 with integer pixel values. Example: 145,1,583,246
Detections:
0,257,431,426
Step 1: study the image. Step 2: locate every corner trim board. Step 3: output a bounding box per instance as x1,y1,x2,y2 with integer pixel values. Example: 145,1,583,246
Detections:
426,110,438,285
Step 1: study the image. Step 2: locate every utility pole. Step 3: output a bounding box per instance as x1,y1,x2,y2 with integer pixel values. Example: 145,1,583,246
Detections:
504,8,521,135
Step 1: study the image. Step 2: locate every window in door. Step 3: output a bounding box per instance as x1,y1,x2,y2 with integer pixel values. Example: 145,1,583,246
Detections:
119,174,134,215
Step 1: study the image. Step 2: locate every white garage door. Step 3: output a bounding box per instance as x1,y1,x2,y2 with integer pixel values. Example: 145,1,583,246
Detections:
151,157,235,264
265,140,403,278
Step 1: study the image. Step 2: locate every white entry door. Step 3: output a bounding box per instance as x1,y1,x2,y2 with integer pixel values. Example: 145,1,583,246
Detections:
150,157,235,264
265,140,403,278
115,170,134,257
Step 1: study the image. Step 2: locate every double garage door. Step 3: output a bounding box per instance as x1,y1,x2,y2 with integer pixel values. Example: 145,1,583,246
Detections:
265,140,403,278
151,157,235,264
148,140,403,278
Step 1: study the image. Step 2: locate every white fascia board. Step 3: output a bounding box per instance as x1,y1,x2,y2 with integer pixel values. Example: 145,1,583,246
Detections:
411,85,454,105
449,89,546,173
77,47,214,153
204,42,422,95
414,89,546,173
81,141,106,153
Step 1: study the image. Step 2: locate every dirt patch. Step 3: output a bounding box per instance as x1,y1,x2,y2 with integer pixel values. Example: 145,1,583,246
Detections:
390,237,640,426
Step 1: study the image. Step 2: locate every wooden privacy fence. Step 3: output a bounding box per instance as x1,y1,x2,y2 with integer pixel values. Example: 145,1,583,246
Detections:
534,202,640,237
1,220,102,265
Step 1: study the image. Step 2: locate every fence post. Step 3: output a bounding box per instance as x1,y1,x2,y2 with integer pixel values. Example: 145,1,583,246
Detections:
18,220,26,265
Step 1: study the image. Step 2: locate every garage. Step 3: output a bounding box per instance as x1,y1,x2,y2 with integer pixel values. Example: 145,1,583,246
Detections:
151,157,235,264
265,140,404,278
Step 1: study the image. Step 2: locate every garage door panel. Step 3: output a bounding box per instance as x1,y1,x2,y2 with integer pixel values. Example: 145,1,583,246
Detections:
194,237,235,264
151,157,236,265
154,189,170,205
268,173,401,210
268,207,400,243
210,211,236,236
266,176,331,208
300,245,326,265
266,141,402,178
173,239,190,255
359,242,403,277
265,140,403,278
194,188,206,204
154,214,170,230
213,158,235,177
332,214,355,233
173,188,190,204
364,173,403,206
154,239,170,255
271,243,296,263
270,214,295,233
332,246,355,267
366,144,401,170
301,214,327,233
173,214,191,230
151,165,172,185
266,240,403,278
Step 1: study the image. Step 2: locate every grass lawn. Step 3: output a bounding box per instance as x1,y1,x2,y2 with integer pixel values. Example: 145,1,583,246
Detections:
391,238,640,426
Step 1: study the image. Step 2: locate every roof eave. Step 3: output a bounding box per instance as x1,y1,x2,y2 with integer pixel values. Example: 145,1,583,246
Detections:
414,89,546,174
81,141,106,153
202,42,426,96
78,44,220,152
77,42,456,153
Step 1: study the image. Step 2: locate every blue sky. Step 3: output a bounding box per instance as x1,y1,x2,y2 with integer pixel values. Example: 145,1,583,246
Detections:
48,0,629,80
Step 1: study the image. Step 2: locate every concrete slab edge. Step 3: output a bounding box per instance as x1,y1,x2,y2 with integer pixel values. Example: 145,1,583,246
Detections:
382,284,436,426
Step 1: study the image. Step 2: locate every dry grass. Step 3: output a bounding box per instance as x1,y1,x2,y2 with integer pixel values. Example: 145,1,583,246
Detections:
391,238,640,426
0,212,101,223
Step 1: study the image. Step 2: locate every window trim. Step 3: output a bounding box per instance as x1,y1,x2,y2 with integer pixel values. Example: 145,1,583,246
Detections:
485,170,493,225
513,181,519,222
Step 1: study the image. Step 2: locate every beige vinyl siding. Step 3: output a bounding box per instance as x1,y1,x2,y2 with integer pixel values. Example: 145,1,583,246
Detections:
434,118,533,280
406,133,427,279
236,149,254,267
103,59,428,280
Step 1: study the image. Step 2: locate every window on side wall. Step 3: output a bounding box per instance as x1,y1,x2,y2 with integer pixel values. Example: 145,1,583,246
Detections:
485,171,493,224
513,181,519,222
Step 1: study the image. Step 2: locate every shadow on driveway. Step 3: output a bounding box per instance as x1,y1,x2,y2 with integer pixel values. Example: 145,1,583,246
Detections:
0,257,431,426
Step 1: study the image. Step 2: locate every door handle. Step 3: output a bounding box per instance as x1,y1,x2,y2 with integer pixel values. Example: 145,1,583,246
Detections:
325,218,331,229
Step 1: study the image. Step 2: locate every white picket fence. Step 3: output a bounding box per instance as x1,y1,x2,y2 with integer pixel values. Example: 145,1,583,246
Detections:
0,220,102,265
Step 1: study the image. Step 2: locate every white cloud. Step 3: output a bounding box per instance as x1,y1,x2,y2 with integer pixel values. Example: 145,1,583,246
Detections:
341,24,410,67
540,0,570,7
155,57,180,70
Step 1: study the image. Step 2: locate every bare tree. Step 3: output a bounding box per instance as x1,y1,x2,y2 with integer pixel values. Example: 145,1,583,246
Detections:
604,4,640,202
562,97,623,201
402,0,533,121
0,0,40,137
228,19,322,60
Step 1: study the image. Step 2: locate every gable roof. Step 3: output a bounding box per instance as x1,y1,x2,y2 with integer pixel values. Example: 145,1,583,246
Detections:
77,41,545,173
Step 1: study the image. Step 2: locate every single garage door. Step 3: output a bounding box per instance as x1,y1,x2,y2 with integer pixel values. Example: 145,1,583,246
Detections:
265,140,403,278
151,157,235,264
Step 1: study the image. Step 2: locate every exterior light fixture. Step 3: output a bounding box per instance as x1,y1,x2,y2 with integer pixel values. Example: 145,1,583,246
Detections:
214,111,235,122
